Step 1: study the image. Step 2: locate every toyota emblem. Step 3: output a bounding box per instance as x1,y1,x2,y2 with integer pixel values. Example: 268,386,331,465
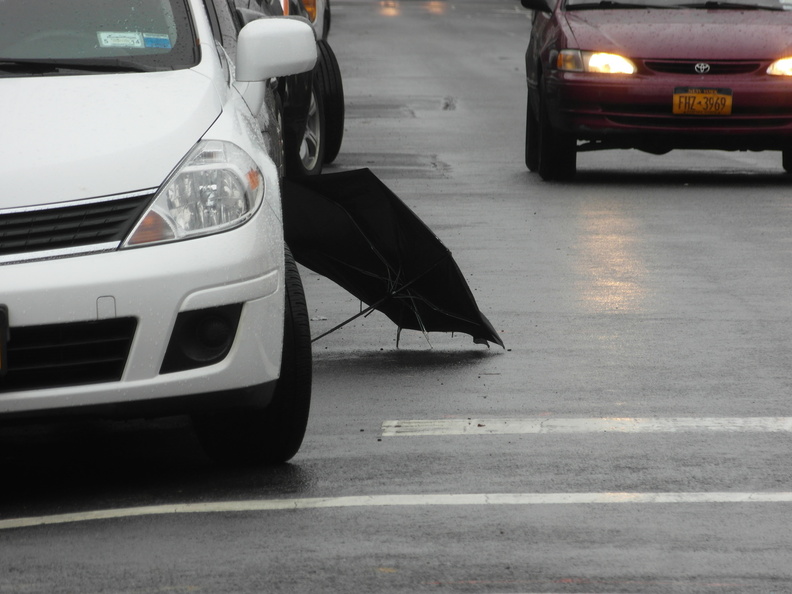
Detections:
695,63,711,74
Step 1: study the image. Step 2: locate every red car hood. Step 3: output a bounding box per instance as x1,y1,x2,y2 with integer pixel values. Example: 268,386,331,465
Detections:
565,9,792,60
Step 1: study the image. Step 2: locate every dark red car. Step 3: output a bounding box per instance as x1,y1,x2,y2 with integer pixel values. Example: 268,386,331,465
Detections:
521,0,792,180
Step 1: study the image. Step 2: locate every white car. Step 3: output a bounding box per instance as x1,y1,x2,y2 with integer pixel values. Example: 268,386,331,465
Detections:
0,0,317,464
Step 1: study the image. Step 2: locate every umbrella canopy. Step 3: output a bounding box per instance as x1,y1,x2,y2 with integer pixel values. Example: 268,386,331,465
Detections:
282,168,504,347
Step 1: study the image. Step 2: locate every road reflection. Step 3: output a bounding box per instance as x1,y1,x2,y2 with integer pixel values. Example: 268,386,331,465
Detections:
424,1,448,14
380,0,400,16
575,201,646,313
379,0,448,16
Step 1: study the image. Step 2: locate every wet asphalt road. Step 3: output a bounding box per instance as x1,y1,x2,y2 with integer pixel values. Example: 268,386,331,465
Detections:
3,0,792,592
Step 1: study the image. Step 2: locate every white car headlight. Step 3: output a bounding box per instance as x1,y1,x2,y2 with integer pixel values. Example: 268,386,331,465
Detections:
767,57,792,76
557,49,636,74
124,140,265,247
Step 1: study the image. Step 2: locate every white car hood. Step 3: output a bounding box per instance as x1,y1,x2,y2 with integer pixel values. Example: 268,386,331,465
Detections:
0,69,222,208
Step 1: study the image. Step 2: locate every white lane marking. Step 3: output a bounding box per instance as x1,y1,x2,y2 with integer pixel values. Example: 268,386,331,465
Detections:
2,492,792,530
381,417,792,437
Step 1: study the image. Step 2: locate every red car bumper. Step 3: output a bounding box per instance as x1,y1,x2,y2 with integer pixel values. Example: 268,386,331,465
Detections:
544,70,792,151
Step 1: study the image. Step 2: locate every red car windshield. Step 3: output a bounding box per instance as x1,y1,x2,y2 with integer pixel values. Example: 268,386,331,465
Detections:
0,0,198,72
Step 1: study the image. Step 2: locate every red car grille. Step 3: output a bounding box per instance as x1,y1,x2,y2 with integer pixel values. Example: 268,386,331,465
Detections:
643,60,761,75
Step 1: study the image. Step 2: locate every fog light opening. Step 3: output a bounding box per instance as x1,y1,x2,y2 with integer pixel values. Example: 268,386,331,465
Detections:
161,304,243,374
185,315,235,362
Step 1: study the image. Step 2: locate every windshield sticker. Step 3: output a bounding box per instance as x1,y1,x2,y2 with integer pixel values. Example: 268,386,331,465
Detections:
98,32,144,49
143,34,172,49
97,32,172,50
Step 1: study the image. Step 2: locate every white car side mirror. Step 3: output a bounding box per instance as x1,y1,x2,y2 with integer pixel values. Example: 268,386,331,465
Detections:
236,17,318,82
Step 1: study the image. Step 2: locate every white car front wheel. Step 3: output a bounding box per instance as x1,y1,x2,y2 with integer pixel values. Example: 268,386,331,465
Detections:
193,246,312,465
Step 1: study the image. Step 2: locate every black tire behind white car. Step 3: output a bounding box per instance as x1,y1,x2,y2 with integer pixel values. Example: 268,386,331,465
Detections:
193,246,312,465
284,79,326,178
315,39,345,164
282,38,344,178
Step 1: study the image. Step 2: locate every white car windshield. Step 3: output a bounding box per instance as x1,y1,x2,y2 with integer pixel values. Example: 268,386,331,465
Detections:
0,0,198,73
565,0,790,9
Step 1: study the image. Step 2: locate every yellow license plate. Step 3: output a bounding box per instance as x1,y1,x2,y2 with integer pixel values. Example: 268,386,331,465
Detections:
673,87,732,115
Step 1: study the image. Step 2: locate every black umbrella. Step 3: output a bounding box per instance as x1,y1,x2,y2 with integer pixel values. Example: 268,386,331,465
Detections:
282,168,504,347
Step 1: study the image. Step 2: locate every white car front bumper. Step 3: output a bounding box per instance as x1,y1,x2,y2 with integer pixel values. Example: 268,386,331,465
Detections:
0,202,285,417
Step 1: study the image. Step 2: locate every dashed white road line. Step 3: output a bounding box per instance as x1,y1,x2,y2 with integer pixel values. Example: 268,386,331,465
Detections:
2,492,792,531
381,417,792,436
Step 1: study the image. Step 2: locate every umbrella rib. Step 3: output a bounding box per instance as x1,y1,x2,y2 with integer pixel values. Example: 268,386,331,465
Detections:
318,252,401,285
311,249,488,343
310,294,391,343
391,290,484,326
308,256,406,343
387,253,494,327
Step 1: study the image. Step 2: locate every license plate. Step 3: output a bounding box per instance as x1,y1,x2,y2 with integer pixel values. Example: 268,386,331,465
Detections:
0,305,8,377
673,87,732,115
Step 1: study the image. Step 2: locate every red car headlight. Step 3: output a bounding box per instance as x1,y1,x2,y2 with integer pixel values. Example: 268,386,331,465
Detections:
767,57,792,76
557,49,636,74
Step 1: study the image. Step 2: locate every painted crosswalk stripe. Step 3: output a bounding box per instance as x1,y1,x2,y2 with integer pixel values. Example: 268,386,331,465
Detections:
2,492,792,530
381,417,792,437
